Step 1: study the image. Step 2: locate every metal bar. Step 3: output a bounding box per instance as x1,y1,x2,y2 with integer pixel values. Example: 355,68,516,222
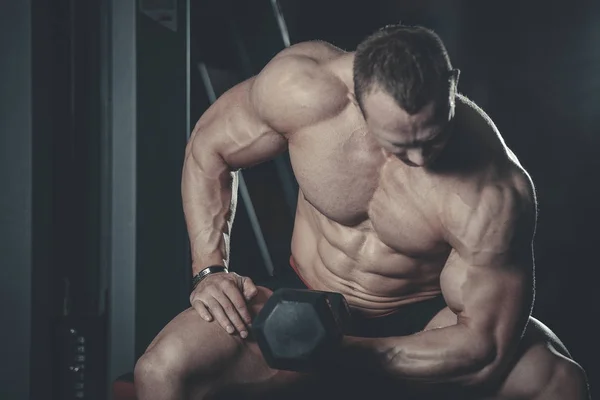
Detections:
184,0,193,286
0,2,33,397
106,0,137,387
198,62,275,276
272,157,297,217
270,0,291,47
98,0,111,317
186,0,191,140
268,1,299,216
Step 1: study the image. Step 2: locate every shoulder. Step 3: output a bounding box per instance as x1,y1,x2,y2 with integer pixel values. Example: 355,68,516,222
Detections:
456,94,528,169
256,41,346,94
272,40,346,62
440,167,537,264
250,41,350,133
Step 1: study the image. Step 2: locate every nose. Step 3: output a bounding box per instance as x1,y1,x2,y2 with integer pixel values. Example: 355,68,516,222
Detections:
405,148,427,167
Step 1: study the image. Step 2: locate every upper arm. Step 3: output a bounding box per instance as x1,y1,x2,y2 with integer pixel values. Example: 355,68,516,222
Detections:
440,173,537,362
187,42,347,171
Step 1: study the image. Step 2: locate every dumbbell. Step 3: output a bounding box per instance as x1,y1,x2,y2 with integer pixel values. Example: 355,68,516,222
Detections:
251,288,352,372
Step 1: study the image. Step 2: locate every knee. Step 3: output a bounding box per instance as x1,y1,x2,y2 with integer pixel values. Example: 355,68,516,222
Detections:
530,355,590,400
134,339,188,389
549,359,590,400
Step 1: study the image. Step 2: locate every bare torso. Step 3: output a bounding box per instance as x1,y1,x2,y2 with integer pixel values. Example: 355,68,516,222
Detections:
285,46,527,316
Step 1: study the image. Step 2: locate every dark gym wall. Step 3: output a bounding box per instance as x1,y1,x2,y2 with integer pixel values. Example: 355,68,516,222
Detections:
0,1,33,397
30,0,60,397
1,0,55,398
2,1,104,398
135,0,191,358
53,0,104,317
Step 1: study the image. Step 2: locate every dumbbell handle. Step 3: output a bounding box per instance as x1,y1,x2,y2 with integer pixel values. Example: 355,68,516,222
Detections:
324,291,352,334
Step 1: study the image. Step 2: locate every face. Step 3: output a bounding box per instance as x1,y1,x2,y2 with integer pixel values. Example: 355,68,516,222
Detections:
361,89,454,167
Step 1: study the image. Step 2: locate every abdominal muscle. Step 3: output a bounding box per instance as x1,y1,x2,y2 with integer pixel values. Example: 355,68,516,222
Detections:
290,196,446,317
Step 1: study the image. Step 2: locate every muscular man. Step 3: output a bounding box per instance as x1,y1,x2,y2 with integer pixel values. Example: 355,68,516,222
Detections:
134,24,590,399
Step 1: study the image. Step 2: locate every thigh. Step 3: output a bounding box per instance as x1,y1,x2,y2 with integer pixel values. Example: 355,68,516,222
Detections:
487,317,588,400
143,287,266,374
140,286,307,397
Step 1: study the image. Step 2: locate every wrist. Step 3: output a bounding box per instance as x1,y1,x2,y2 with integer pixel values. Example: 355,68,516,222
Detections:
192,256,226,275
191,265,229,290
338,336,396,372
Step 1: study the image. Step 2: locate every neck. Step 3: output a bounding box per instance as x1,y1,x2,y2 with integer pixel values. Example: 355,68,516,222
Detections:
331,52,357,94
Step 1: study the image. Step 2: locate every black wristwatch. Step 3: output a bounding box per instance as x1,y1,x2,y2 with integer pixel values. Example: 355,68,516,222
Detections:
192,266,229,291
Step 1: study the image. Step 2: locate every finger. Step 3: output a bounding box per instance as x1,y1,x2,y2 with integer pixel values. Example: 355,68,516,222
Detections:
212,291,248,338
191,300,213,322
223,286,252,326
242,277,258,300
206,297,235,334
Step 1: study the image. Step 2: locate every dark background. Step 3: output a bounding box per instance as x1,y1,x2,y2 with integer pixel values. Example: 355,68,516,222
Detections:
1,0,598,399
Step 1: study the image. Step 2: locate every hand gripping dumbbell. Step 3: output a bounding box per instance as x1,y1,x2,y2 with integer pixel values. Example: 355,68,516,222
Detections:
251,288,352,372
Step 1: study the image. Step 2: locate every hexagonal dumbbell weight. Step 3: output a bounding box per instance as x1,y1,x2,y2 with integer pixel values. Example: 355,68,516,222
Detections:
251,288,352,372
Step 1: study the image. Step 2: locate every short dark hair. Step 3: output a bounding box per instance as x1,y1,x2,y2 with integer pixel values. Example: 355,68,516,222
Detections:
353,24,455,115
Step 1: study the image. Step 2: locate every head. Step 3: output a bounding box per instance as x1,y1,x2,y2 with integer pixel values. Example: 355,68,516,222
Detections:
353,24,460,167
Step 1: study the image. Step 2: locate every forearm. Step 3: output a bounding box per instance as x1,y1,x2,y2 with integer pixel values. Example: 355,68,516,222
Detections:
182,150,238,275
339,324,495,385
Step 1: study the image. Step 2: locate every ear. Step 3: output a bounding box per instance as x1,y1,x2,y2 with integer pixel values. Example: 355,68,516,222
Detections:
348,91,359,107
449,68,460,92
